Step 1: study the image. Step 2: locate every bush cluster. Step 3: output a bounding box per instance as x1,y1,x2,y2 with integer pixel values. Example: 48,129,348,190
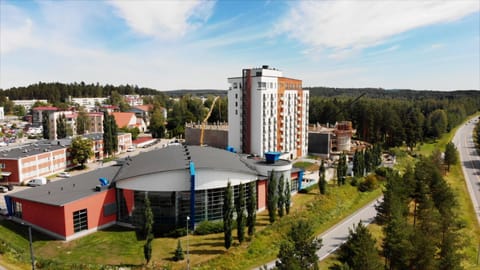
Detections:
194,221,224,235
358,175,378,192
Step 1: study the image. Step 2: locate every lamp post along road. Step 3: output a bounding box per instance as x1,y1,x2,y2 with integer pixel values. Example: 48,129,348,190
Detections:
187,216,190,270
26,225,35,270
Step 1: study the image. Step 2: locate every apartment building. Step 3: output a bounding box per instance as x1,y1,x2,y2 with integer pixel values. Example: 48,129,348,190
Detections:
47,111,104,140
12,99,48,111
0,143,68,184
227,66,309,159
69,97,108,110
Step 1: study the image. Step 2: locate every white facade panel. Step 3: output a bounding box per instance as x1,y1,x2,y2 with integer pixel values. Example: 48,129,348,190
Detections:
227,66,309,159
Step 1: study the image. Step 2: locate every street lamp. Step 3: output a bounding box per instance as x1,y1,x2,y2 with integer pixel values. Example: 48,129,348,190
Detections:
21,223,35,270
186,216,190,270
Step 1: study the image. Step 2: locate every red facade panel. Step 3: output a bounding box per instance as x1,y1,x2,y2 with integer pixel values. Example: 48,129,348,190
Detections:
257,179,267,210
0,159,20,184
63,189,117,237
15,198,67,237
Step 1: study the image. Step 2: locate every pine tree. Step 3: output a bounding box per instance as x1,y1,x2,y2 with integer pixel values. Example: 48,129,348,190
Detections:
318,160,327,195
236,182,246,243
173,239,184,261
247,181,257,236
267,170,278,223
284,179,291,215
277,175,285,218
223,182,233,249
338,221,382,270
275,219,322,270
444,142,458,172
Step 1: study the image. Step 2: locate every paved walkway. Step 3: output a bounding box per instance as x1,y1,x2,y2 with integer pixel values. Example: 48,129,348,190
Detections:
253,196,381,269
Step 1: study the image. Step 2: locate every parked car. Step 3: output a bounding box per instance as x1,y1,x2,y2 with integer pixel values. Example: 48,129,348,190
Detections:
58,172,71,178
127,146,135,152
2,184,13,191
0,186,7,193
27,177,47,187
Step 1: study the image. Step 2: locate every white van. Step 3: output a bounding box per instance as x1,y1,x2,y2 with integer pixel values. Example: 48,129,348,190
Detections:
27,177,47,187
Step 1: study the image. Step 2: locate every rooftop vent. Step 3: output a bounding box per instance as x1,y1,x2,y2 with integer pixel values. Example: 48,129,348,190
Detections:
265,152,281,164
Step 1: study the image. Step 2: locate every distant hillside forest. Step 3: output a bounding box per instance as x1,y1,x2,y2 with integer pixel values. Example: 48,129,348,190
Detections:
308,87,480,147
1,82,479,148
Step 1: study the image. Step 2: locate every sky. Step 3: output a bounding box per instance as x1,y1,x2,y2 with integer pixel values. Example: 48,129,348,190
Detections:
1,0,479,91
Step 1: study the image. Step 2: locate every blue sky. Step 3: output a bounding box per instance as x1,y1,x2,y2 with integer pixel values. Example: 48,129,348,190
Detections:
1,0,479,91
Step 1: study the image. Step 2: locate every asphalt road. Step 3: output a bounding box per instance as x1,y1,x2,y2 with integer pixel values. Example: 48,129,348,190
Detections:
453,118,480,225
254,197,381,269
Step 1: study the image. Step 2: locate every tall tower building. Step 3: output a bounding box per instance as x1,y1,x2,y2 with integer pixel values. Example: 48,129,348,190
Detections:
228,65,309,159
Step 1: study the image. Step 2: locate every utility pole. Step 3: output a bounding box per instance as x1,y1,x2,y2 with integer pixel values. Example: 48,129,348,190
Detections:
23,224,35,270
186,216,190,270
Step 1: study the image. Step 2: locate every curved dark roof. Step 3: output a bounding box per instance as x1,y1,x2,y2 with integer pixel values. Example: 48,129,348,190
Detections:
115,145,256,181
9,145,258,206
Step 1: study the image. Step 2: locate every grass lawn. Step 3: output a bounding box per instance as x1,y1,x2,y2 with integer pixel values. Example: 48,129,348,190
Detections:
195,185,382,270
292,161,319,171
444,162,480,269
1,182,382,269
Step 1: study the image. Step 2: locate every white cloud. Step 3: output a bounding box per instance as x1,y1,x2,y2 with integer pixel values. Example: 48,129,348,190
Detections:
0,4,36,54
110,0,215,39
278,1,479,51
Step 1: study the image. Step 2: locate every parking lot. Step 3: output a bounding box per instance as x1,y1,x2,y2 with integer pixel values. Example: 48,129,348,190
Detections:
0,185,30,210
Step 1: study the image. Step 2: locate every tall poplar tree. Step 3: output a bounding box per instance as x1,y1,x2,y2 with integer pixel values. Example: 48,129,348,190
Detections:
277,175,285,218
236,182,246,243
143,194,154,265
267,171,278,223
318,160,327,195
42,112,50,139
103,112,118,156
76,110,91,135
223,182,233,249
56,114,67,139
247,181,257,236
284,180,291,215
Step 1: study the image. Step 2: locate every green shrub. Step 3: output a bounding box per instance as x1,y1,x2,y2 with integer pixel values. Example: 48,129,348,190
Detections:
194,221,224,235
350,177,359,186
164,228,186,238
375,167,393,178
358,175,378,192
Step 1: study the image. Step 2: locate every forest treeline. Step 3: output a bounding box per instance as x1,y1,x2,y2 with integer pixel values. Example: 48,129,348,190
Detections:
1,82,478,144
309,91,480,148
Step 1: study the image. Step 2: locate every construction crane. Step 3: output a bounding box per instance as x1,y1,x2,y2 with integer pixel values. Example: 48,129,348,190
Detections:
200,96,220,146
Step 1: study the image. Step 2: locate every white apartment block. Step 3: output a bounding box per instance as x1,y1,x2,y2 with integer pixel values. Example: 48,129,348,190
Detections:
227,65,309,159
70,97,108,110
12,99,48,111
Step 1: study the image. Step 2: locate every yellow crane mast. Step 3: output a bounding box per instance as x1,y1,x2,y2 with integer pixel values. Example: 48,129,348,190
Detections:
200,96,220,146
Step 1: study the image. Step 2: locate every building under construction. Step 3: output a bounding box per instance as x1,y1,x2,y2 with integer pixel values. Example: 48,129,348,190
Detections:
185,122,228,149
308,121,359,158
